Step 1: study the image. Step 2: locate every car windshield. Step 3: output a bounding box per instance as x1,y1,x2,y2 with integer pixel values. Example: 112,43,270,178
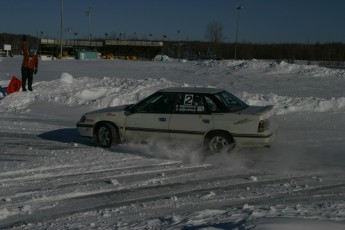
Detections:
214,90,248,112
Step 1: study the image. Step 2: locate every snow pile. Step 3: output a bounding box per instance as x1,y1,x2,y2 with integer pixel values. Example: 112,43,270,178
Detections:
60,72,74,84
269,61,345,77
195,59,345,77
1,74,344,114
0,75,180,112
1,59,344,115
196,60,271,70
241,92,345,114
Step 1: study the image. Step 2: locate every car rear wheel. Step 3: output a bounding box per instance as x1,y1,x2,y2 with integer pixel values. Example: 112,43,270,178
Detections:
204,131,235,154
96,123,119,148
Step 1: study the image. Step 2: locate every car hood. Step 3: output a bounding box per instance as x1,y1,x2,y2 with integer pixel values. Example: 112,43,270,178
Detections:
237,105,273,115
87,104,132,115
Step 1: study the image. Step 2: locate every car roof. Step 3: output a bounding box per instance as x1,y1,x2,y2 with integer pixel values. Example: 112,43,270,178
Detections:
158,87,224,94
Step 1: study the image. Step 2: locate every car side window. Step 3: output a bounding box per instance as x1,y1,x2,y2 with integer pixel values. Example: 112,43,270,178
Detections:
204,95,226,113
174,94,208,114
136,93,175,114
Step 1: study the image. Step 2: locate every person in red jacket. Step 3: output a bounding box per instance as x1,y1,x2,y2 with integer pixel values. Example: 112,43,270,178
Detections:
21,35,38,91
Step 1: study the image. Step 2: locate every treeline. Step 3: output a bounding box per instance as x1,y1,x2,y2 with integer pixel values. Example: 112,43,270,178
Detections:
0,33,38,53
163,41,345,62
1,33,344,62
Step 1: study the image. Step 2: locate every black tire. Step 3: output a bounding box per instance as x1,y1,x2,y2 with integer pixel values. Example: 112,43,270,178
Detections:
204,131,235,154
96,123,119,148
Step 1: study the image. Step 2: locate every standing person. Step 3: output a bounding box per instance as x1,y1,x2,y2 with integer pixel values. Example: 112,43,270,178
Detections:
21,35,38,91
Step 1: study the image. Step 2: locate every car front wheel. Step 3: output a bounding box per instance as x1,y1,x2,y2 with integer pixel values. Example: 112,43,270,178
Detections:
96,123,119,148
205,131,235,154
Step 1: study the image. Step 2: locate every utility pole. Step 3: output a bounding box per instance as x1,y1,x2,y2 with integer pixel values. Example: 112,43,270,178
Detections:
60,0,63,58
177,30,181,60
86,6,92,44
234,5,243,60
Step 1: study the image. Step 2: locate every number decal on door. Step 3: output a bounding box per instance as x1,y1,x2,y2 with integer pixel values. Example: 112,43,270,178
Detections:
184,94,193,105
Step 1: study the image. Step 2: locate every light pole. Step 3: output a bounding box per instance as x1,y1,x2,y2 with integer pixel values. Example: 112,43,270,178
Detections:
177,30,181,60
149,33,153,43
39,31,43,56
234,5,243,60
86,6,92,44
64,27,72,53
60,0,63,58
74,32,78,46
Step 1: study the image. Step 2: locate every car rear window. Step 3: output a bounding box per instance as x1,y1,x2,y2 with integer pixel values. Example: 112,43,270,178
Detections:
214,91,248,112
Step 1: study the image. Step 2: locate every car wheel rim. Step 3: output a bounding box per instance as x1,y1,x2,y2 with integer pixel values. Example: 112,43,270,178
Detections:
209,136,230,154
98,127,111,146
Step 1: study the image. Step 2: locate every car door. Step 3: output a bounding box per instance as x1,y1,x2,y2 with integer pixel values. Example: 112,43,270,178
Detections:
169,93,214,143
125,93,174,142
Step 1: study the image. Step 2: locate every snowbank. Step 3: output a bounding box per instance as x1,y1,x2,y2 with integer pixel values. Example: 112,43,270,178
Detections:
195,59,345,77
0,75,180,112
1,59,345,114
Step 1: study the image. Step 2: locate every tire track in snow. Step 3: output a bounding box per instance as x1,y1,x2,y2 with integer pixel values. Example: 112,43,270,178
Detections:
1,162,217,213
1,170,344,228
0,157,176,181
1,162,208,197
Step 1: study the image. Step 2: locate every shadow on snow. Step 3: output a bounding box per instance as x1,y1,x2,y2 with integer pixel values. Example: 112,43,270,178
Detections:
38,128,92,146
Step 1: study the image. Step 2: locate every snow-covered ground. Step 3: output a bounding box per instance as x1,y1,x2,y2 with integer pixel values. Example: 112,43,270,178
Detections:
0,56,345,229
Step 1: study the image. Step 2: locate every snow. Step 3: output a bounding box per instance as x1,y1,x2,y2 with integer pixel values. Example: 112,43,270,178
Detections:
1,56,345,229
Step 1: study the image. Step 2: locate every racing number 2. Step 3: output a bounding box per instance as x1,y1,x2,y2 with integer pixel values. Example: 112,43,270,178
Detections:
184,94,193,105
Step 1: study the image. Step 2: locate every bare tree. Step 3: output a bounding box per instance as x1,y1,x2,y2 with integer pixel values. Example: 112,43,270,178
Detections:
205,21,225,58
205,21,224,43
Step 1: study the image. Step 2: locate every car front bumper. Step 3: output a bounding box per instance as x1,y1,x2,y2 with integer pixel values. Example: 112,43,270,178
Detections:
76,123,94,138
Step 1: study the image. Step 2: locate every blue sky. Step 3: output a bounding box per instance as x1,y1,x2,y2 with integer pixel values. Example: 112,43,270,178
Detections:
1,0,345,43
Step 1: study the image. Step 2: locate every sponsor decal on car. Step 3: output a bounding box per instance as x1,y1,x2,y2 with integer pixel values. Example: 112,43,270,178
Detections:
106,112,116,116
233,118,252,125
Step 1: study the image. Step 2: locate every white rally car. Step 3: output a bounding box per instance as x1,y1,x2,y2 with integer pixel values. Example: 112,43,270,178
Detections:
77,87,278,153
